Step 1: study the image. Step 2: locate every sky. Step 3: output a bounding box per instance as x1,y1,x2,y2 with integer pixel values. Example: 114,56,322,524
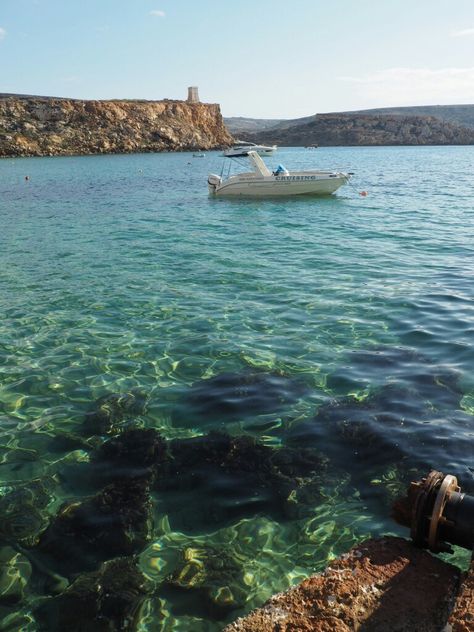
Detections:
1,0,474,119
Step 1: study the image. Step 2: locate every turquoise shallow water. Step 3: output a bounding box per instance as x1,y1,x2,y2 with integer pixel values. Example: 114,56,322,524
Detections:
0,146,473,629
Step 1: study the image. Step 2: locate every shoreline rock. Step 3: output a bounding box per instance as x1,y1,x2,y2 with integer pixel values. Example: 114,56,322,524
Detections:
224,537,464,632
0,96,233,157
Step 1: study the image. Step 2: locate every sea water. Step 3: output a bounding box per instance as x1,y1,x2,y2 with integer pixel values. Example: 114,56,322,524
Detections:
0,146,473,630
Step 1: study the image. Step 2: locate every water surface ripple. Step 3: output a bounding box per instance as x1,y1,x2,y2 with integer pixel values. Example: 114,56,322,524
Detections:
0,146,473,630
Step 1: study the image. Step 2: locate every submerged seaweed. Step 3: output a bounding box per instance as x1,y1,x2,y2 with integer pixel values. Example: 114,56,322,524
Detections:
0,479,55,547
176,371,309,424
34,556,151,631
288,347,471,508
155,431,329,530
37,478,153,576
92,428,167,484
82,390,149,437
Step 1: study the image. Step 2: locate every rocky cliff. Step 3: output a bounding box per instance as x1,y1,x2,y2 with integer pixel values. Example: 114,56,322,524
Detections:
243,113,474,146
0,96,233,157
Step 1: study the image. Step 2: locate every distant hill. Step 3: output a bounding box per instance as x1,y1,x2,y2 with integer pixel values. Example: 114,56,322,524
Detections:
237,113,474,147
0,92,71,100
224,115,315,136
224,104,474,145
344,104,474,130
223,117,285,136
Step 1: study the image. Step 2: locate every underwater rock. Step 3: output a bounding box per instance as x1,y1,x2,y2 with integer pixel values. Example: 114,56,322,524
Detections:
318,387,407,462
48,431,94,453
180,371,309,423
326,345,464,412
0,479,54,547
223,537,460,632
34,556,151,632
38,478,152,575
0,546,32,605
92,428,167,483
288,387,428,513
291,342,468,458
164,545,246,616
156,432,328,529
290,370,474,518
83,389,148,437
288,390,400,466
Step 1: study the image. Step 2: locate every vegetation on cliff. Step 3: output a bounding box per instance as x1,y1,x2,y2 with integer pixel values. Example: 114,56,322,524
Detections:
0,96,233,157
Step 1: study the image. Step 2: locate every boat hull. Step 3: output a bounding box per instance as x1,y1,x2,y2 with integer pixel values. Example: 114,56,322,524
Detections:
211,174,349,197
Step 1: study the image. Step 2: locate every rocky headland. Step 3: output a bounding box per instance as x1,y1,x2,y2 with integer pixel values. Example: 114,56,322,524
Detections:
230,112,474,147
0,95,233,157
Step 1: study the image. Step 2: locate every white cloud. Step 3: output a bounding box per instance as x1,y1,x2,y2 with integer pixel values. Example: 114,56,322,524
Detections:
450,28,474,37
338,67,474,107
150,10,165,17
0,27,6,41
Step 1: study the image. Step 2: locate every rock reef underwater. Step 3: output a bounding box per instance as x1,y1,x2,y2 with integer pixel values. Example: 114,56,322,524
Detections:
0,346,472,629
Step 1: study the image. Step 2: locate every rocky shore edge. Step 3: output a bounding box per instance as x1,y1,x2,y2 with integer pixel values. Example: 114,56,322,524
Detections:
224,536,473,632
0,96,233,157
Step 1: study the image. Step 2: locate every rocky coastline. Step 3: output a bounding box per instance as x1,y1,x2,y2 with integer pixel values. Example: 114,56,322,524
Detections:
242,113,474,147
0,96,233,157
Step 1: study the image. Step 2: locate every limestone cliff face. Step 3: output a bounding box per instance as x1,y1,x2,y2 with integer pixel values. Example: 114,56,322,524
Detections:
0,97,234,157
245,113,474,146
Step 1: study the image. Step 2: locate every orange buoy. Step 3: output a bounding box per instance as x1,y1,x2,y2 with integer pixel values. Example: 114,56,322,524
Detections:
359,190,368,196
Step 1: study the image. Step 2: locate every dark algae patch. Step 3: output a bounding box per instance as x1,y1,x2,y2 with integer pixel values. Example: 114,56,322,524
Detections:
176,370,309,424
37,478,154,575
155,432,329,530
83,390,149,437
34,557,152,632
288,346,472,508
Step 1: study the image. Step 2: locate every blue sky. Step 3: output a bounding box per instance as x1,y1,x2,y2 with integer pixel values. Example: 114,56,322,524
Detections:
1,0,473,118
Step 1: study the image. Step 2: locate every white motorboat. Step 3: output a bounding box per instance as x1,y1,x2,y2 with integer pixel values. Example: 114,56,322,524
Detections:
223,141,277,157
208,151,351,197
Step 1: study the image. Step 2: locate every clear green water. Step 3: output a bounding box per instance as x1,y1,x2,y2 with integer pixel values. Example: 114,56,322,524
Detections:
0,146,473,629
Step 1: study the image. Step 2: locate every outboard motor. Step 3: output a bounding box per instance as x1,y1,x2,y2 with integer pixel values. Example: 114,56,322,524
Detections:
208,174,222,195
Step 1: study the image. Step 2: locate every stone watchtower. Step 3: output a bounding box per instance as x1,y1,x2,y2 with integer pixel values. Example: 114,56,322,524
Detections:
187,86,200,103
